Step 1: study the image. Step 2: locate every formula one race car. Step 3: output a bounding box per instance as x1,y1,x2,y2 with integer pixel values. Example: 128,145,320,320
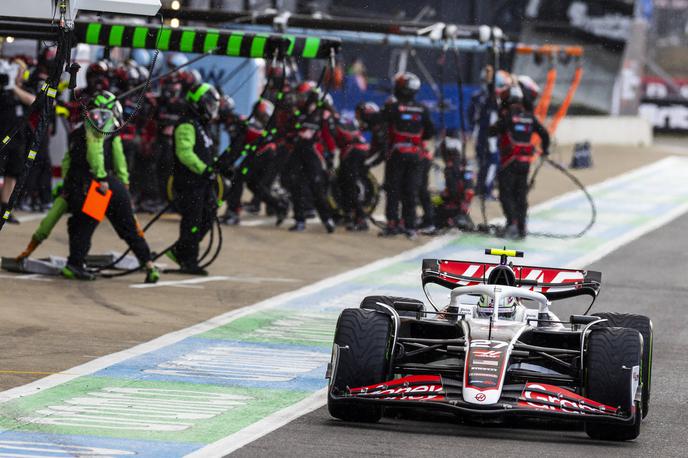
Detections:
326,249,653,441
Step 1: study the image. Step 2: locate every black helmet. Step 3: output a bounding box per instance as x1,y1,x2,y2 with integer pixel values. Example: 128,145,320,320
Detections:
252,99,275,126
186,82,220,122
86,60,110,91
393,72,421,101
355,101,379,129
219,94,236,117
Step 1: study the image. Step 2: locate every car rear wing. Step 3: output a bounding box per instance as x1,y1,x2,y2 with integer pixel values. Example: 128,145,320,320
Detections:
422,258,601,301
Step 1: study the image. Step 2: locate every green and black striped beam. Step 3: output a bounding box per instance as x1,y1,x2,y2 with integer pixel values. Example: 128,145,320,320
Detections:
74,22,340,59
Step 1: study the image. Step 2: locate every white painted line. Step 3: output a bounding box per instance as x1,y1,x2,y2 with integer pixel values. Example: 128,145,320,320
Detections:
186,389,327,458
16,213,47,223
130,275,299,289
0,274,53,282
1,157,687,454
239,218,273,227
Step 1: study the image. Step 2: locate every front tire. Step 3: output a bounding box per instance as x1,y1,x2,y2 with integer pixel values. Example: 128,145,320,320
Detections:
328,308,392,423
593,312,653,417
584,327,643,441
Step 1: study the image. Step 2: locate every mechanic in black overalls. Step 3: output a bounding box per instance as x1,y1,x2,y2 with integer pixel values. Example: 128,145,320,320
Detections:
166,83,221,276
328,116,371,231
219,99,288,226
286,81,335,233
468,65,499,199
381,72,434,237
489,85,550,239
61,91,158,283
355,101,387,168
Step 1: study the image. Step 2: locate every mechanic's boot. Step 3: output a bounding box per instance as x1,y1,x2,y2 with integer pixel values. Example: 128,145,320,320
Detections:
61,263,95,281
517,223,527,239
378,223,399,237
289,221,306,232
275,202,289,227
178,264,208,276
503,224,519,239
352,218,369,232
221,210,240,226
145,266,160,284
404,229,418,240
244,201,261,215
323,218,336,234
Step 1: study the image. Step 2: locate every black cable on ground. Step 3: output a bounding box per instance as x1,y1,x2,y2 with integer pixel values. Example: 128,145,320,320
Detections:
525,157,596,239
200,216,223,269
90,202,172,273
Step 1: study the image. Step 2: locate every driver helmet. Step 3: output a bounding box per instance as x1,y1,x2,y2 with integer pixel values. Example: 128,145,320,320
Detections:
186,82,221,122
476,294,519,319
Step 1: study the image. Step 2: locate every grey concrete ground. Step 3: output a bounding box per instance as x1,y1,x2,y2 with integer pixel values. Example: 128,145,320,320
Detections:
232,212,688,457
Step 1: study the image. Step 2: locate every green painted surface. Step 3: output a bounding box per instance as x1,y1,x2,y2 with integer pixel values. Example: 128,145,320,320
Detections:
200,310,337,347
0,376,309,443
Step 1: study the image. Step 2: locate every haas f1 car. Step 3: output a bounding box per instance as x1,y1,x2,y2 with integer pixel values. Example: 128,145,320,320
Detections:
326,249,653,441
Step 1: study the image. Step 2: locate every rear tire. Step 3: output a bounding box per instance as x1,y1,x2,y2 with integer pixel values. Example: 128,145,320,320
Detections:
584,327,642,441
593,312,653,418
328,308,392,423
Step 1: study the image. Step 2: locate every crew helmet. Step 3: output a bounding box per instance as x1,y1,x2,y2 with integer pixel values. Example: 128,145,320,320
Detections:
393,71,421,101
186,82,221,122
87,90,123,129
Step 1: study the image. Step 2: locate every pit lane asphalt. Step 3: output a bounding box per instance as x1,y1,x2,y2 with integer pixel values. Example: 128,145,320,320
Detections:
231,212,688,457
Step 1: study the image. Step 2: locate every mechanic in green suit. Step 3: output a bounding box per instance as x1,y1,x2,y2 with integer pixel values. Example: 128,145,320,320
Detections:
15,136,131,259
165,82,221,276
18,92,159,283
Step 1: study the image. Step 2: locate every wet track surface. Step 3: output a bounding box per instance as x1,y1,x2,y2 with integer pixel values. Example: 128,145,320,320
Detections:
232,213,688,457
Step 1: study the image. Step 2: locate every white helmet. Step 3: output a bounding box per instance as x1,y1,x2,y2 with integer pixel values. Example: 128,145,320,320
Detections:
477,294,519,318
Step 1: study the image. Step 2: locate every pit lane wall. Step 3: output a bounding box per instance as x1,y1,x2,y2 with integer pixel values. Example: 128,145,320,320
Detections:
553,116,653,146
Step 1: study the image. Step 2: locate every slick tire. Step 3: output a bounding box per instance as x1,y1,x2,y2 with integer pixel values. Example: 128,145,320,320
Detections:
328,308,392,423
592,312,652,418
584,327,642,441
